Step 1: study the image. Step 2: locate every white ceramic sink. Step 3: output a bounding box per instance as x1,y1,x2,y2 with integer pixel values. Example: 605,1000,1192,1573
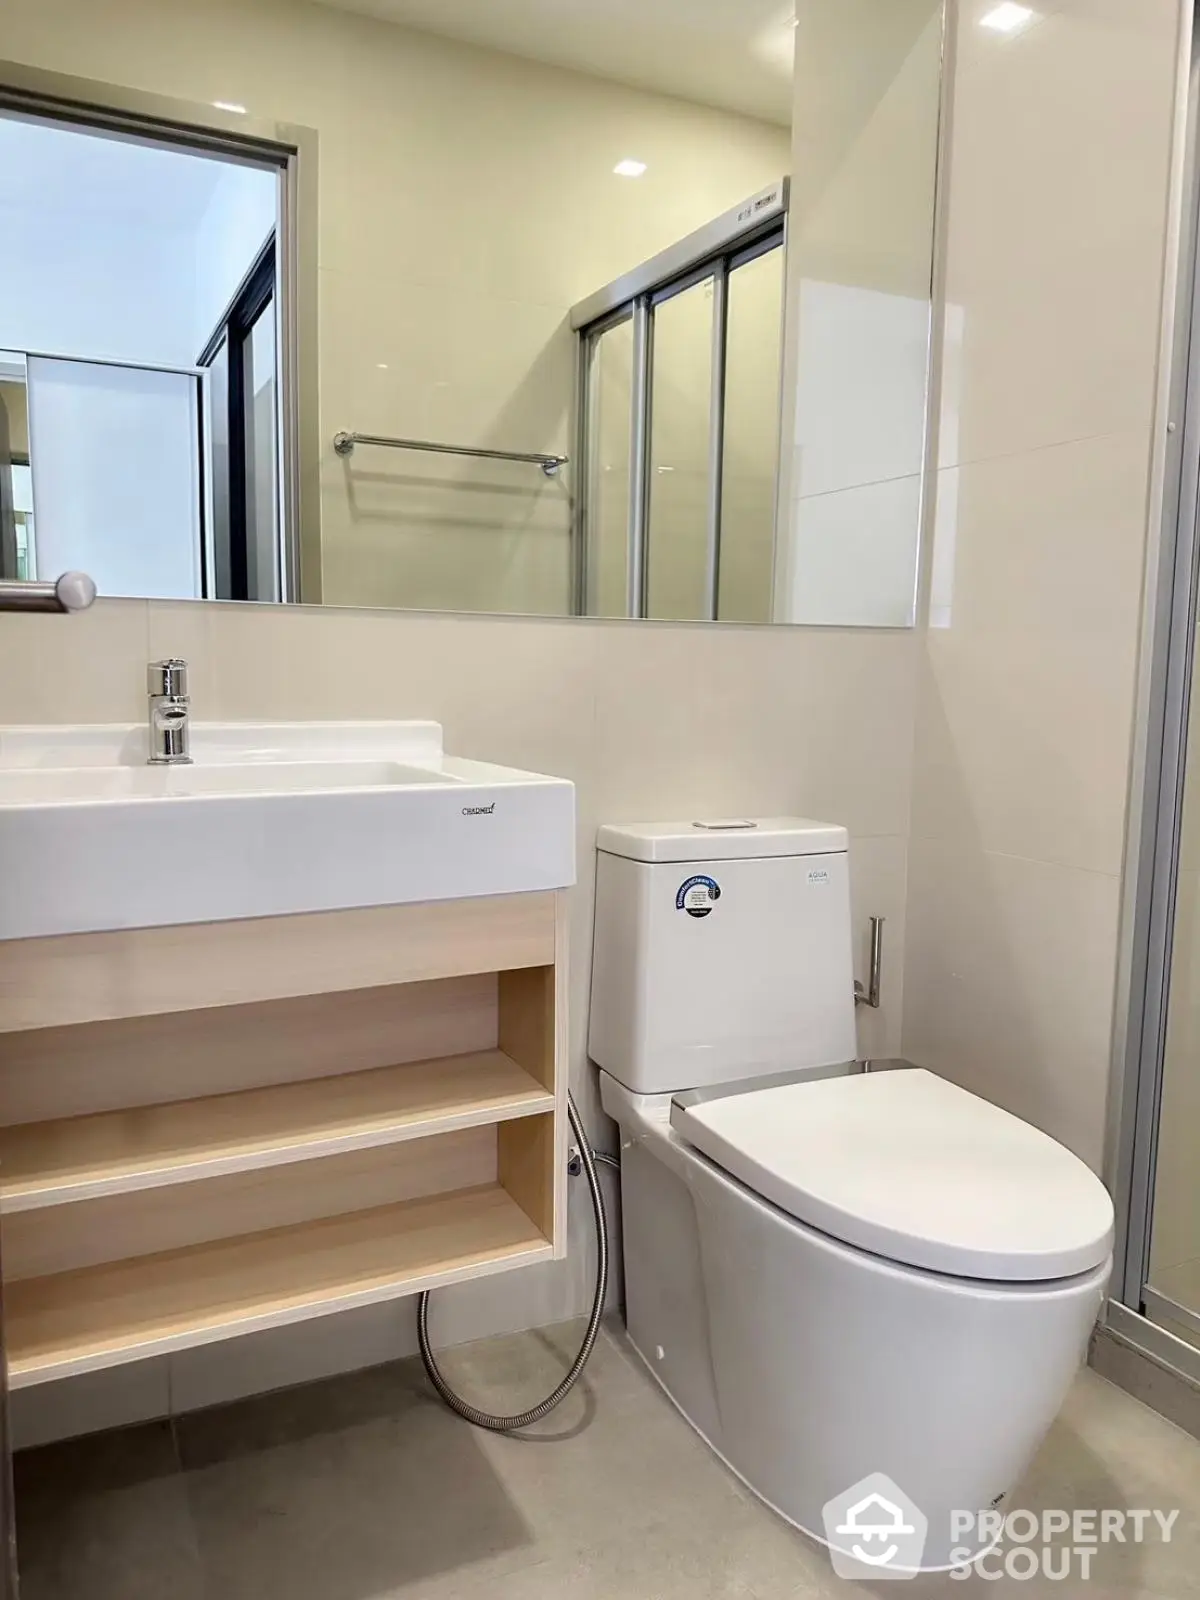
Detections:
0,760,455,803
0,721,575,940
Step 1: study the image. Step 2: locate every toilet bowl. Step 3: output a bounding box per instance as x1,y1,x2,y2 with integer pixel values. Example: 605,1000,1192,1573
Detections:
588,818,1114,1575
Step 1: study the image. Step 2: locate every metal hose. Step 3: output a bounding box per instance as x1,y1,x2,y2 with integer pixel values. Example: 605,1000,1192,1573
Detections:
416,1091,611,1432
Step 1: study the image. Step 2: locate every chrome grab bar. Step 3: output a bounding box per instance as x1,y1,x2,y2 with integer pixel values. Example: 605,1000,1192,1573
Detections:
333,430,568,478
0,572,97,614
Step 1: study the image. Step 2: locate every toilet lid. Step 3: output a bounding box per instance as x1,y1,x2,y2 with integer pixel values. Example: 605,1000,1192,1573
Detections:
671,1068,1114,1282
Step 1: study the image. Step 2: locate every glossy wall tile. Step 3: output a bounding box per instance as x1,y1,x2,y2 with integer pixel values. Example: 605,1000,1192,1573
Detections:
902,0,1183,1167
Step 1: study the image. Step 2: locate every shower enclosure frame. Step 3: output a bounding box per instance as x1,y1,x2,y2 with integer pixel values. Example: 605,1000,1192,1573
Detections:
1105,0,1200,1405
569,179,789,620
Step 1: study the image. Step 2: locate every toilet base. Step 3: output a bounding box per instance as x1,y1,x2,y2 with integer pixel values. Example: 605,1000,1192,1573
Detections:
623,1323,1005,1576
604,1074,1111,1574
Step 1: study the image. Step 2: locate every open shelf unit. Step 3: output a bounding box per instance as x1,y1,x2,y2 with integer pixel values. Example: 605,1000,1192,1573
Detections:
0,891,567,1391
6,1184,550,1386
0,1050,555,1211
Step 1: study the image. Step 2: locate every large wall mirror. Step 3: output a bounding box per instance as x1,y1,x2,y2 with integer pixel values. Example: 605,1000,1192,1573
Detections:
0,0,944,626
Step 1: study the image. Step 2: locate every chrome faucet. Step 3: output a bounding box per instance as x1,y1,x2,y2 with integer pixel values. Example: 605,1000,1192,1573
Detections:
147,659,192,765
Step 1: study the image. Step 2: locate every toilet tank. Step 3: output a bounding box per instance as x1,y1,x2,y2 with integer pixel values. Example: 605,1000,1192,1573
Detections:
588,818,857,1094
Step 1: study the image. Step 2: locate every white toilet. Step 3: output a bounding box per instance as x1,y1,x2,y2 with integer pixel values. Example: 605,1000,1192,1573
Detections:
588,818,1114,1574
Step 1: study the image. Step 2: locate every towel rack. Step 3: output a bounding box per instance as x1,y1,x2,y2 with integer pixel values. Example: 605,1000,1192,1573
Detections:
0,572,97,614
333,431,568,479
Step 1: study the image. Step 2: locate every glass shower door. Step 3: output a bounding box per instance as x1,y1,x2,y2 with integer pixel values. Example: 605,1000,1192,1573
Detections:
719,245,785,623
582,316,634,616
25,356,204,600
645,275,716,621
1110,69,1200,1411
575,212,787,623
1145,627,1200,1346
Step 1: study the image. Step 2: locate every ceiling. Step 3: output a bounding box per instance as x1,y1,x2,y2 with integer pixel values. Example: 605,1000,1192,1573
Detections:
0,115,233,231
315,0,796,125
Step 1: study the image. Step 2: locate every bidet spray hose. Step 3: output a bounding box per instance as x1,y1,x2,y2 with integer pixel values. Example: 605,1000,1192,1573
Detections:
416,1091,611,1431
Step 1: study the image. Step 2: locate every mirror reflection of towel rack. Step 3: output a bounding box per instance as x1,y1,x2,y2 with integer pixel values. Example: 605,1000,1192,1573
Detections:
333,431,568,479
0,572,97,614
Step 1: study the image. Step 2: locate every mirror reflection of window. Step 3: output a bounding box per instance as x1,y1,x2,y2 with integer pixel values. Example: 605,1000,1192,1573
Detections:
199,240,281,602
11,465,35,582
0,111,283,600
0,361,32,580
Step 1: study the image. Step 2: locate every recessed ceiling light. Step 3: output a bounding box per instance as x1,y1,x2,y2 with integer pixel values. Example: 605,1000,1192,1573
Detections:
979,3,1035,32
613,159,647,178
212,100,248,114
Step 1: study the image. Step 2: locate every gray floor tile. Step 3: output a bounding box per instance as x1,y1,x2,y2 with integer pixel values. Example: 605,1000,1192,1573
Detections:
14,1419,203,1600
175,1359,536,1599
817,1370,1200,1600
11,1320,1200,1600
413,1326,829,1600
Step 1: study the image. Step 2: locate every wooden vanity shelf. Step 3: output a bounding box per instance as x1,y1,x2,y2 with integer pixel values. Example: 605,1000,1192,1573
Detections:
0,891,567,1389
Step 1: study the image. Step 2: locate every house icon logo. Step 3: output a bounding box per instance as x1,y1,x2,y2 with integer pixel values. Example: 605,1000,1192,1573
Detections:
821,1473,929,1579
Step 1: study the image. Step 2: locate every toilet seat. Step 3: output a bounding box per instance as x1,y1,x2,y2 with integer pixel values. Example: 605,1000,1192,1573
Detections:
670,1067,1114,1282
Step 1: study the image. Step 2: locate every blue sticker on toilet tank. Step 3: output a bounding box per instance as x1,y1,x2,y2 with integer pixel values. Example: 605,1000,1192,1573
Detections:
676,875,721,918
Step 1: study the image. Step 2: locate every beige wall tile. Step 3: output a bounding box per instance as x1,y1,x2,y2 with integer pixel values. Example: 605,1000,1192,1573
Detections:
903,836,1121,1169
148,602,594,751
939,0,1179,467
588,621,917,838
912,433,1150,874
903,0,1182,1179
0,600,149,725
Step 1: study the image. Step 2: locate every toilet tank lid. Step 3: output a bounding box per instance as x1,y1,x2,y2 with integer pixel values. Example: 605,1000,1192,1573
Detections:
597,818,848,863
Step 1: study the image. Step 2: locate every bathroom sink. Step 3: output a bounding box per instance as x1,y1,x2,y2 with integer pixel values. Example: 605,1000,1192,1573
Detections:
0,721,575,939
0,759,458,803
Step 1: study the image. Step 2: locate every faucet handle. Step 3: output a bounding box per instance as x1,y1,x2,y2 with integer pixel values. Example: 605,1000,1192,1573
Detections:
148,659,189,698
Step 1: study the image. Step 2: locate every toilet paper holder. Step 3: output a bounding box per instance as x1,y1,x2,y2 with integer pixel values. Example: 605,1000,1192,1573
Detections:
854,915,885,1009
